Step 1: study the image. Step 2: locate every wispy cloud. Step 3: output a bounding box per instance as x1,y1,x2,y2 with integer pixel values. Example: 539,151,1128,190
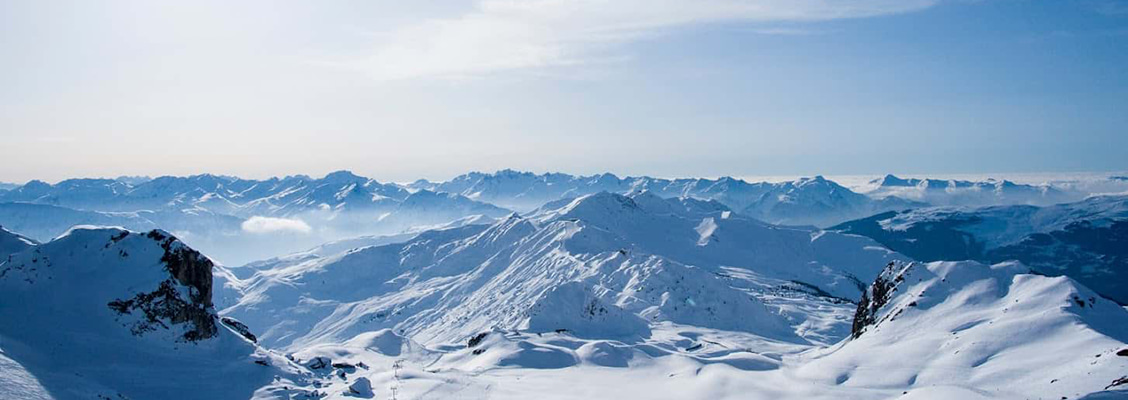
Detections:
350,0,940,80
241,216,313,234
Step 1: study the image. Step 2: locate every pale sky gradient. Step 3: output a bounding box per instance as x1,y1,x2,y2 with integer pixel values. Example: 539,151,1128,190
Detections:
1,0,1126,183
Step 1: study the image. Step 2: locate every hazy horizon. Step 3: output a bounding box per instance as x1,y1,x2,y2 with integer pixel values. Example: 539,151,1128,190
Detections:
3,0,1127,183
4,169,1126,189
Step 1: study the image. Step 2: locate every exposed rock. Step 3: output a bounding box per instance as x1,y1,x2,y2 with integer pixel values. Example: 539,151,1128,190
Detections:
220,316,258,343
1107,376,1128,390
467,332,488,348
107,279,217,341
852,261,912,338
106,230,217,342
147,230,213,308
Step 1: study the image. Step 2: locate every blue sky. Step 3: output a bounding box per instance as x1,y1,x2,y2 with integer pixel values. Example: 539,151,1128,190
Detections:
1,0,1125,183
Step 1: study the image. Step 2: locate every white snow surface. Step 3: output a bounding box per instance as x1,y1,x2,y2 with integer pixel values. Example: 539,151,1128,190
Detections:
3,191,1128,399
218,191,905,351
231,259,1128,400
797,260,1128,399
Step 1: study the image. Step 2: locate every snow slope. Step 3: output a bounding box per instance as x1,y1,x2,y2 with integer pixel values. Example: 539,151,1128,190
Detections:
0,227,311,400
224,255,1128,399
833,194,1128,304
5,224,1128,399
0,225,37,259
218,191,905,351
794,260,1128,399
296,260,1128,400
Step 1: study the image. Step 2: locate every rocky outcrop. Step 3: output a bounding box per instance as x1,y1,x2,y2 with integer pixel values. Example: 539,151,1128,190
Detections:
221,317,258,343
106,230,218,342
851,261,913,338
147,230,213,308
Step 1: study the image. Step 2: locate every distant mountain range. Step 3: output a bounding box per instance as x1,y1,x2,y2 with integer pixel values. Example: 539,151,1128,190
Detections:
0,171,498,219
0,171,510,265
862,174,1080,207
410,171,1111,227
413,170,906,227
1,170,1124,266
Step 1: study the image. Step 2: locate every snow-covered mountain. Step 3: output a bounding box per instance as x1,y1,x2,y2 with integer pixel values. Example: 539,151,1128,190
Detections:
734,176,925,227
793,260,1128,399
0,171,510,265
5,213,1128,398
862,173,1082,207
0,227,313,399
0,171,486,218
6,171,1128,399
832,194,1128,304
409,169,625,212
412,170,923,227
217,191,905,350
215,210,1128,399
0,202,243,241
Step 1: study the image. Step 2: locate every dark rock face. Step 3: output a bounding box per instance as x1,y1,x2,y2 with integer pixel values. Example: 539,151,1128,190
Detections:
221,317,258,343
106,230,217,342
467,332,488,348
1107,376,1128,390
147,230,213,309
852,261,912,338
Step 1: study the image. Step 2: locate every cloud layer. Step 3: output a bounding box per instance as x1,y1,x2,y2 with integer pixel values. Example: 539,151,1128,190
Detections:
241,216,313,235
356,0,940,80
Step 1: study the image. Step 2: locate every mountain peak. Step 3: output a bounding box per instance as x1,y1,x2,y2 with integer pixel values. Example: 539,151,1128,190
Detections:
322,170,366,182
796,175,832,186
4,227,219,342
873,174,916,187
559,192,640,217
21,179,51,189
